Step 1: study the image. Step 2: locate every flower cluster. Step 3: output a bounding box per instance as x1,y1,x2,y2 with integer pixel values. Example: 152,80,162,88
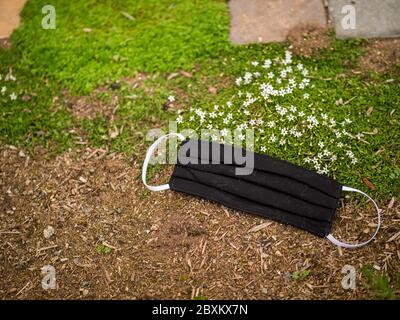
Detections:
0,69,18,102
176,51,366,175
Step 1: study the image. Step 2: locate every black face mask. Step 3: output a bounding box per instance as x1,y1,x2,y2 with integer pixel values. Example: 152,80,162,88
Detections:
142,134,380,249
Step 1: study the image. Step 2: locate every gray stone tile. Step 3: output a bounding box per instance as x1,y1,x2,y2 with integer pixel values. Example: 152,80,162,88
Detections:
229,0,328,44
328,0,400,39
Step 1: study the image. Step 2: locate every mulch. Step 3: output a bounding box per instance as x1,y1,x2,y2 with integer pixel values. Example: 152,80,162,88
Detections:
1,146,399,299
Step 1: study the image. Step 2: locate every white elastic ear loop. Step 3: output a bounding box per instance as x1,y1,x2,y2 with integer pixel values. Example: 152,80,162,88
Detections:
327,186,381,249
142,133,185,192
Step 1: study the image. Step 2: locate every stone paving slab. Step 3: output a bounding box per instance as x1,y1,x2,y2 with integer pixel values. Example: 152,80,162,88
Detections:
328,0,400,39
229,0,327,44
0,0,27,39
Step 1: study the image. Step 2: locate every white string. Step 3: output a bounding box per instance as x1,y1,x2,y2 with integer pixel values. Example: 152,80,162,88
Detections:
327,185,381,249
142,133,185,192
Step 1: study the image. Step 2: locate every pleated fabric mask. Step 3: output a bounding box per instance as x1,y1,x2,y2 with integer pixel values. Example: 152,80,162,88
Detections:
142,133,381,249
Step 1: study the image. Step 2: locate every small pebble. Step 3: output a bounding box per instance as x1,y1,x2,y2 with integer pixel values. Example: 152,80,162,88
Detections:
44,226,55,239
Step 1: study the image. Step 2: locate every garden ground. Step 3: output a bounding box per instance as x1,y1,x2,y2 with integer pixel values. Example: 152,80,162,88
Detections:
0,0,399,299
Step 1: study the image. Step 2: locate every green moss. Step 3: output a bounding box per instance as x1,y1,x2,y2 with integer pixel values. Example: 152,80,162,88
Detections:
0,0,398,199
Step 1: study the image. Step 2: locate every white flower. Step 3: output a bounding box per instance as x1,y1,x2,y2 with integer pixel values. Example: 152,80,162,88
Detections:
176,115,183,124
1,86,6,94
253,71,261,78
269,134,276,143
235,77,242,86
251,61,259,67
213,105,219,111
297,63,304,70
302,69,309,76
10,92,17,100
337,142,344,148
244,72,252,84
263,59,272,69
287,114,295,122
318,141,325,148
275,105,287,116
267,72,274,79
303,93,309,99
220,128,229,137
267,121,275,128
209,111,217,119
356,133,364,139
307,115,318,127
298,111,305,117
321,113,328,120
279,139,286,145
319,166,329,175
261,146,266,152
168,95,175,102
281,128,288,136
283,50,292,65
226,101,232,107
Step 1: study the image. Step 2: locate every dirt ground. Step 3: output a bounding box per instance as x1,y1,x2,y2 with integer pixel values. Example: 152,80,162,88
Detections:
1,145,399,300
287,24,332,57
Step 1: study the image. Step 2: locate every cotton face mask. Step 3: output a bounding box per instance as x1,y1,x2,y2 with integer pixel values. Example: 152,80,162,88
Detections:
142,133,381,249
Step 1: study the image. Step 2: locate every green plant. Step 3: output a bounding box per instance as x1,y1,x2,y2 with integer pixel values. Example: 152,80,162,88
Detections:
96,244,112,254
291,269,310,280
362,266,399,300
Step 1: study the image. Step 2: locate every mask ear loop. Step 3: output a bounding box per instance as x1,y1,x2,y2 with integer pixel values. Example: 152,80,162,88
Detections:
142,133,185,192
327,186,381,249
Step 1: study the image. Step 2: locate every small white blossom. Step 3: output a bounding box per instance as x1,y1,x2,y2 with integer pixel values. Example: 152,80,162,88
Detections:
168,95,175,102
263,59,272,69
